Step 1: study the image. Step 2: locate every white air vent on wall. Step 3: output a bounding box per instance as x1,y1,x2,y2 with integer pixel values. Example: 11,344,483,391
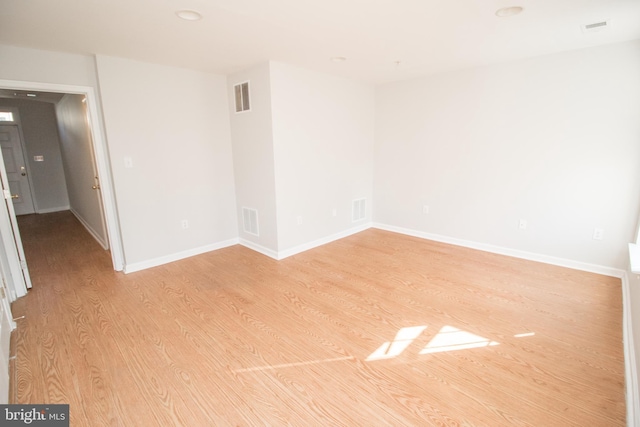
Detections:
352,198,366,222
234,82,250,113
582,20,609,33
242,207,259,236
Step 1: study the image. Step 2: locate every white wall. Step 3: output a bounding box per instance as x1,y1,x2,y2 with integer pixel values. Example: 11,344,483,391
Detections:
270,62,375,252
0,45,99,88
95,55,238,267
56,94,107,247
228,63,279,253
0,99,69,213
374,40,640,270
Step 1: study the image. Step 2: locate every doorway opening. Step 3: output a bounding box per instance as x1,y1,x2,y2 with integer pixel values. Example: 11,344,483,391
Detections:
0,79,124,301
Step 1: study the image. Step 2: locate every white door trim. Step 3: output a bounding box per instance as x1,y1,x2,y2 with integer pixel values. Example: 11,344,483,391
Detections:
0,108,38,214
0,79,124,272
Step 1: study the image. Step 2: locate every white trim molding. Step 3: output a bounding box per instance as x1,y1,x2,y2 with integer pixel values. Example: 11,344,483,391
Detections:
239,223,373,261
70,208,108,250
124,238,239,274
36,206,70,214
622,272,640,427
238,239,279,260
277,223,372,260
373,223,625,278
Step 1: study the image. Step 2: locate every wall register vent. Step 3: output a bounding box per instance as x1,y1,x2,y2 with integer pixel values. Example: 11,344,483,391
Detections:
242,207,259,236
352,198,366,222
234,82,250,113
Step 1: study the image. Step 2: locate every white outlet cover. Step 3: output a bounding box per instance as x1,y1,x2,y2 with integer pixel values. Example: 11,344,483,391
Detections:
593,228,604,240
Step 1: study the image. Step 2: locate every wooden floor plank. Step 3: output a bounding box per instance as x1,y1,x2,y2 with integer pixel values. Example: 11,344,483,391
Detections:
10,211,625,426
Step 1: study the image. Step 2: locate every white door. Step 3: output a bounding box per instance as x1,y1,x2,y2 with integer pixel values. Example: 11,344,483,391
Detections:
0,125,35,215
0,225,17,404
0,142,32,294
0,279,12,404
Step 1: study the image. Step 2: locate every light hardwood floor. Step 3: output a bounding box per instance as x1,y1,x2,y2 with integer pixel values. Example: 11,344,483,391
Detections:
10,211,625,426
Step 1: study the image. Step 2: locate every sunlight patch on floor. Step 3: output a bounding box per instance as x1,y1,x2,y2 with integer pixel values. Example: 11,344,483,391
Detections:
420,325,499,354
365,325,427,361
232,356,354,373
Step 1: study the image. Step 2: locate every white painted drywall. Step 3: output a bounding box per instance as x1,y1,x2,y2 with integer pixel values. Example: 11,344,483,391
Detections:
374,40,640,270
0,45,99,88
269,62,375,251
0,99,70,213
228,63,279,253
95,55,238,266
56,94,107,247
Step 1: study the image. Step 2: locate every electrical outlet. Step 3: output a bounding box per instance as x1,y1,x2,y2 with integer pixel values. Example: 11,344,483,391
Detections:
332,209,337,217
422,205,429,215
124,156,133,168
297,216,303,225
518,219,527,230
181,220,189,229
593,228,604,240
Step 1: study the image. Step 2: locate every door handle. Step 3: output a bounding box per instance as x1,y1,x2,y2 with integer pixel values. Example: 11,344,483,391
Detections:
11,194,19,199
92,185,100,190
20,166,26,176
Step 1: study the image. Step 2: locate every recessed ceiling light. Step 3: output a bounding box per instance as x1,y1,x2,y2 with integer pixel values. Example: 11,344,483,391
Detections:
330,56,347,62
176,10,202,21
495,6,524,17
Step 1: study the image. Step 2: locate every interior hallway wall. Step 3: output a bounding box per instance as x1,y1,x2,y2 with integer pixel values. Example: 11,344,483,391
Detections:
0,98,69,213
57,94,108,248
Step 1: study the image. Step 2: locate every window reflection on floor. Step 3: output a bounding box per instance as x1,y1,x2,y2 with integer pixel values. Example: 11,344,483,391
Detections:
364,324,524,361
420,325,499,354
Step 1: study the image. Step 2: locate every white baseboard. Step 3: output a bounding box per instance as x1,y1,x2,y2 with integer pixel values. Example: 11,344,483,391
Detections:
124,238,240,274
622,272,640,427
373,223,625,278
239,239,279,260
239,222,373,261
70,208,108,250
276,222,372,260
36,206,70,214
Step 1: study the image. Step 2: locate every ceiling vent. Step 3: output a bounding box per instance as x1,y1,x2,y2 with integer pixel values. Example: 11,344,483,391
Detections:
582,20,610,33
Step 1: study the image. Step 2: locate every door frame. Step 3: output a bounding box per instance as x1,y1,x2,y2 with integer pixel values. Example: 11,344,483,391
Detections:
0,121,38,215
0,108,38,215
0,79,124,276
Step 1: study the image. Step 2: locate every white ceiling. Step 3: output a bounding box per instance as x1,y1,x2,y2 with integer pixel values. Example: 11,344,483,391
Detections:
1,0,639,84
